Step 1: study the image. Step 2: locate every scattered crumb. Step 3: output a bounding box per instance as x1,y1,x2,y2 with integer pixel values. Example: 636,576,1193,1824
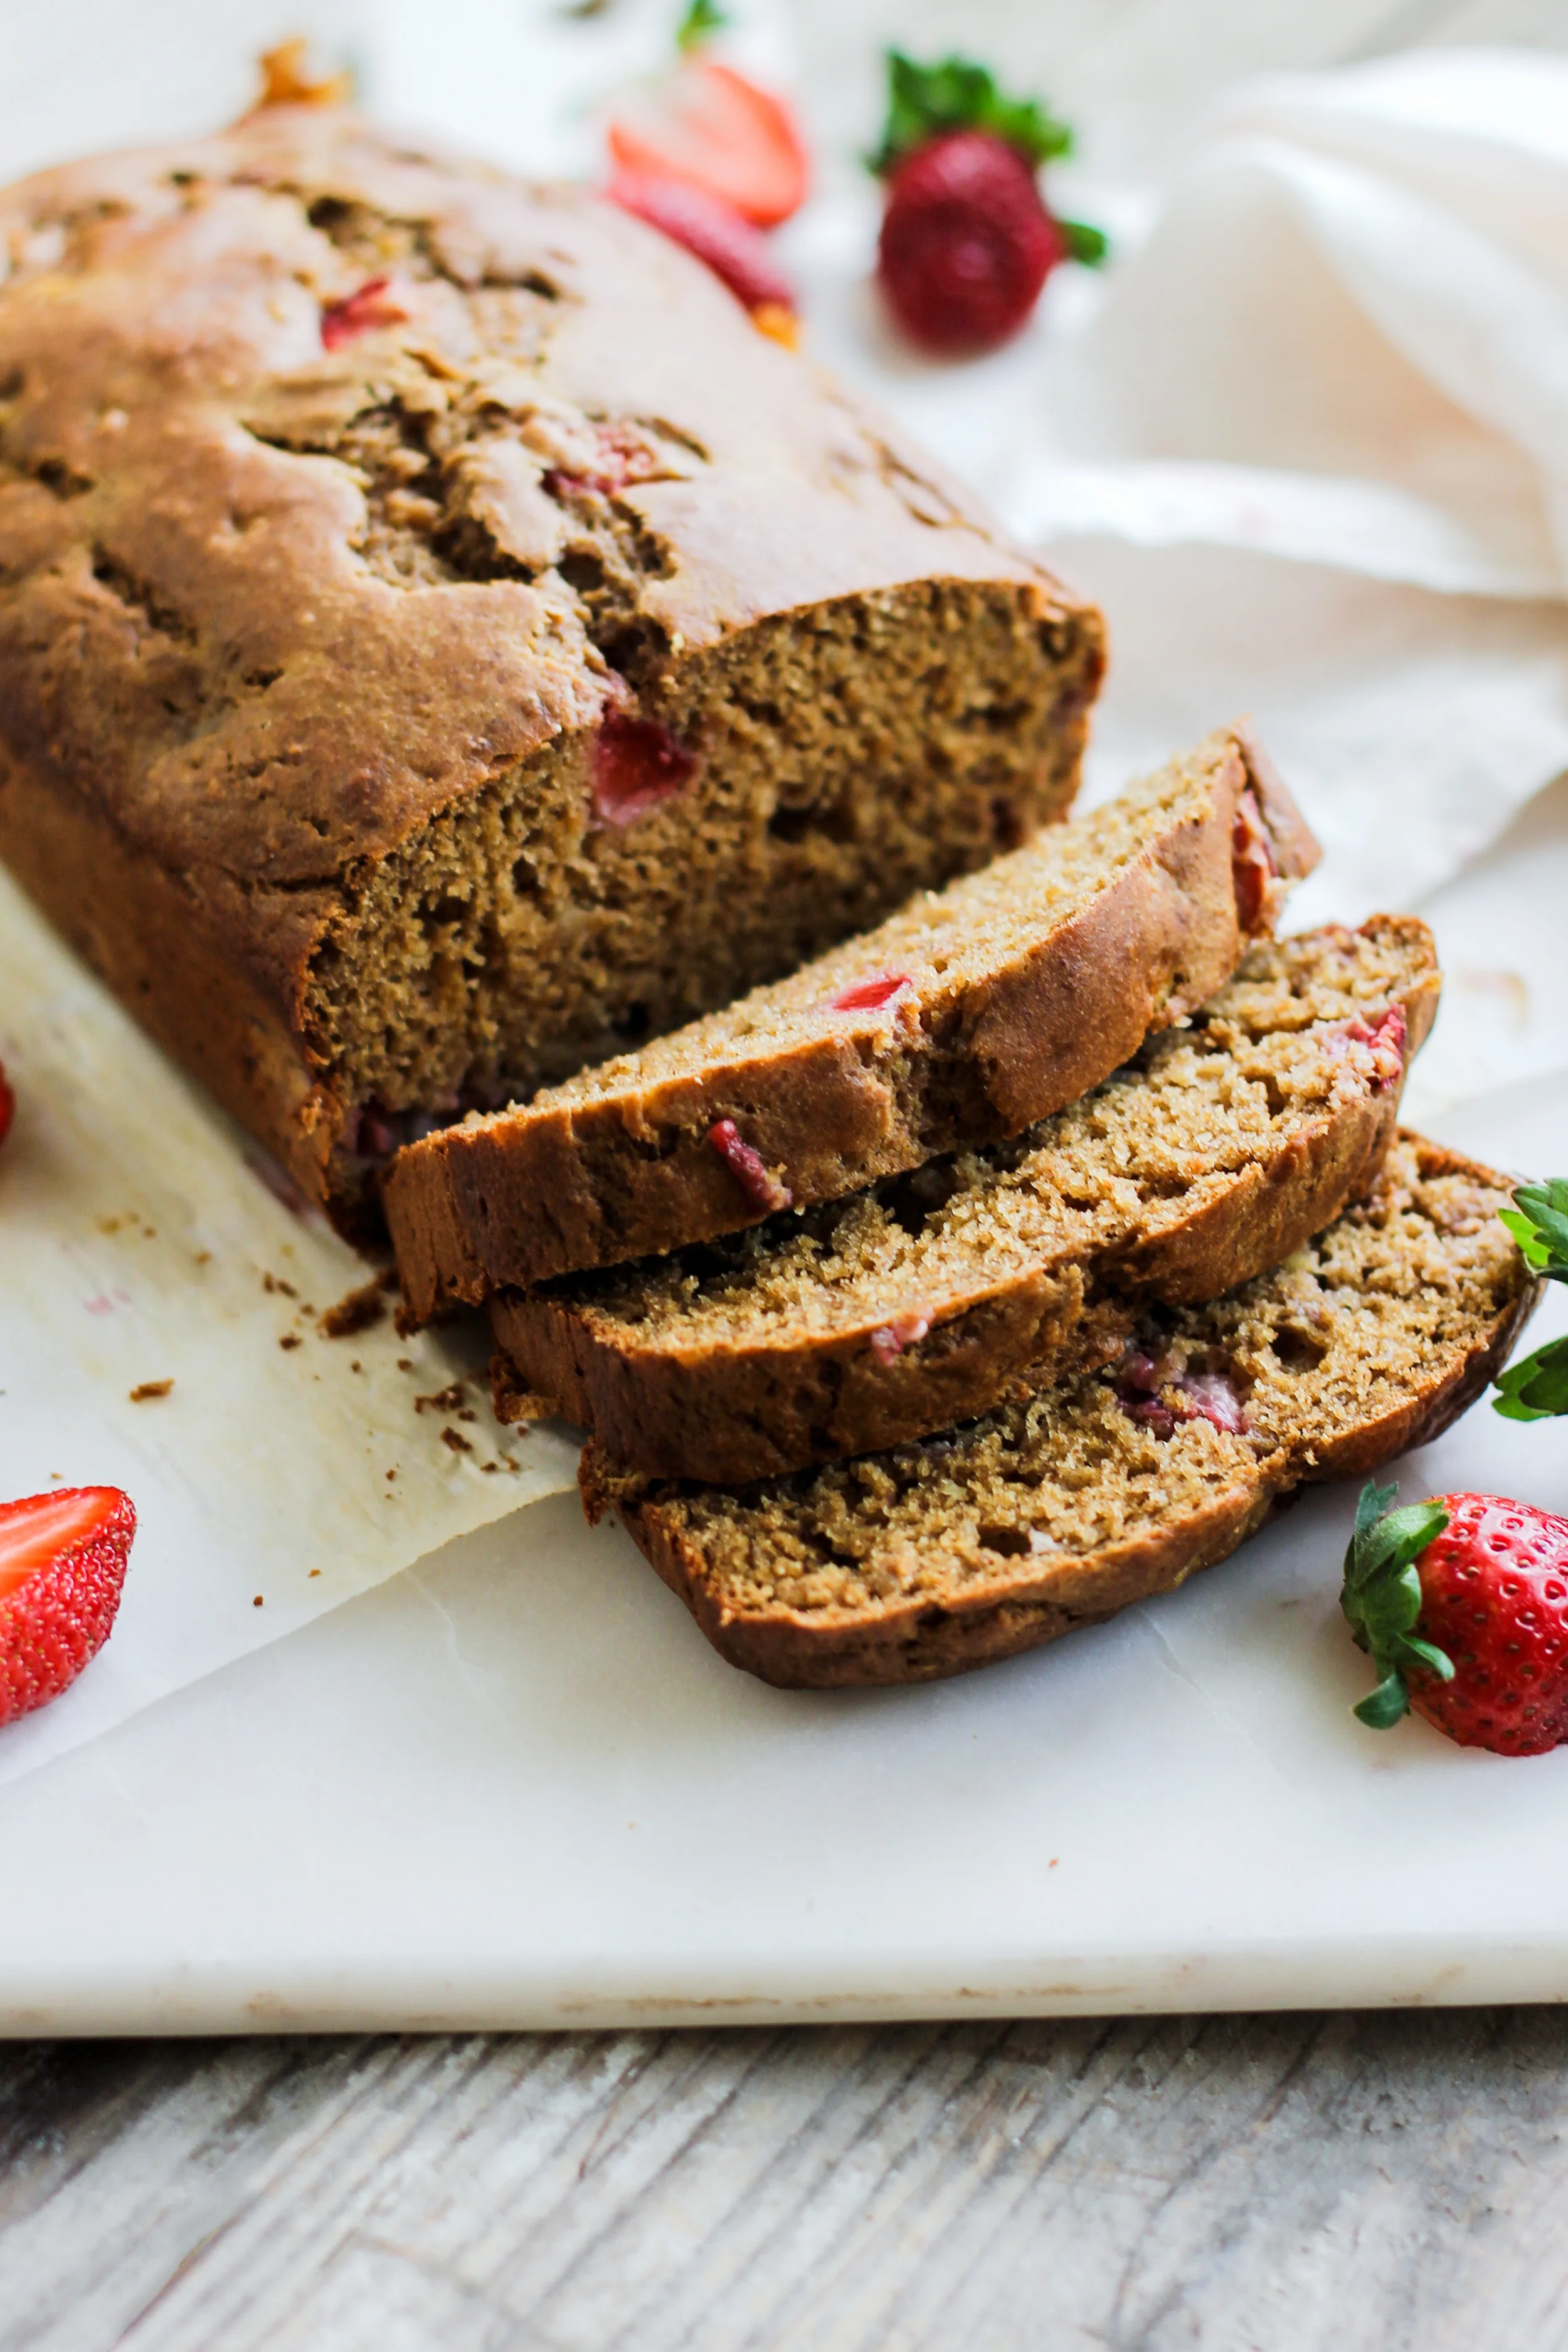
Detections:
396,1358,413,1373
415,1382,467,1415
97,1214,129,1236
142,1227,156,1240
129,1379,174,1403
252,1594,264,1608
279,1333,302,1352
193,1250,212,1267
263,1272,299,1299
1049,1858,1059,1869
319,1271,395,1338
457,1408,477,1424
49,1470,63,1481
385,1468,397,1481
309,1568,321,1578
482,1461,499,1473
440,1426,473,1454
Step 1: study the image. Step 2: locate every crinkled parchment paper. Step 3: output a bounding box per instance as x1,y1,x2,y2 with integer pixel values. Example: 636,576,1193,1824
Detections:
0,869,581,1786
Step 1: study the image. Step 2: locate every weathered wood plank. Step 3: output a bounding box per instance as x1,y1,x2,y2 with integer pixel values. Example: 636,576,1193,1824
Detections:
4,2014,1568,2351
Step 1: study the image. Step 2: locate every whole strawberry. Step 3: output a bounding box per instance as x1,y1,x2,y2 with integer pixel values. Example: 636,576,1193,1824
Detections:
0,1486,136,1725
1340,1480,1568,1754
869,51,1106,358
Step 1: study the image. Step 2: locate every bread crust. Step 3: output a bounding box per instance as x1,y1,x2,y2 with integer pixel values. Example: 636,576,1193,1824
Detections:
492,920,1439,1480
0,106,1101,1227
388,726,1319,1311
585,1136,1541,1687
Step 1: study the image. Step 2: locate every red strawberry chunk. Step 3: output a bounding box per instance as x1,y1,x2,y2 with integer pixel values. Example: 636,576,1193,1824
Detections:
591,714,699,828
607,58,809,229
321,275,411,351
1120,1357,1248,1438
869,1308,933,1364
829,972,912,1014
544,420,673,500
1330,1005,1407,1093
0,1486,135,1726
707,1119,792,1214
1231,788,1281,933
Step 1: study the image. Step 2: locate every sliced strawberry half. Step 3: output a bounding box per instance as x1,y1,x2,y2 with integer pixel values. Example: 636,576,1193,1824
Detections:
607,58,808,228
0,1486,136,1726
609,172,797,330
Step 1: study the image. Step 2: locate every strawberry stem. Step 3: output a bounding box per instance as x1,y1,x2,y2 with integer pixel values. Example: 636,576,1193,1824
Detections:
1057,216,1110,268
1340,1478,1453,1730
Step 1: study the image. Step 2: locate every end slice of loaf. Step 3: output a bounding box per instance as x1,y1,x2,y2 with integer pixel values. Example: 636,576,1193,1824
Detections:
494,918,1439,1480
386,723,1319,1313
582,1135,1539,1687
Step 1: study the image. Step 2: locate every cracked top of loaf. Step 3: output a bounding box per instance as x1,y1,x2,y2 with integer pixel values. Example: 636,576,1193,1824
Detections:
0,104,1084,1022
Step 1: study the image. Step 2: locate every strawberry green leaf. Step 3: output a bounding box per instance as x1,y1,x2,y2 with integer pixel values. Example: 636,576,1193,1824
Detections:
1494,1333,1568,1421
1501,1181,1568,1282
1354,1670,1411,1730
1339,1478,1452,1730
676,0,728,55
870,50,1076,175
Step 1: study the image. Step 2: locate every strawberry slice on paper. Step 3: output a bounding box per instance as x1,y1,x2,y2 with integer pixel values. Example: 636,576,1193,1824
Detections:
0,1487,136,1726
606,2,808,228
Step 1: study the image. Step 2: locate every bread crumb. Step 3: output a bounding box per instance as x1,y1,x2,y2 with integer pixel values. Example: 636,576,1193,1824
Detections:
193,1250,213,1267
129,1379,174,1402
397,1357,414,1372
416,1382,466,1414
319,1271,394,1338
309,1567,321,1577
252,1594,263,1607
279,1333,302,1351
385,1468,397,1480
263,1272,298,1298
440,1426,473,1454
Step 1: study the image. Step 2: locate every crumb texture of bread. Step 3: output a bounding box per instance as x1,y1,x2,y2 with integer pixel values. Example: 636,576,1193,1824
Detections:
495,917,1439,1478
0,106,1102,1223
386,724,1318,1308
585,1135,1540,1686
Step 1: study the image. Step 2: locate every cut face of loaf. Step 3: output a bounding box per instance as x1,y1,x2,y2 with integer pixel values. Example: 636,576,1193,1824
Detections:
386,724,1319,1313
583,1136,1540,1688
0,108,1103,1232
494,918,1439,1480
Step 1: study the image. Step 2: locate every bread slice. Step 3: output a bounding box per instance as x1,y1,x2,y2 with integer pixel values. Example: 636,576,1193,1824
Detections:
494,919,1438,1479
583,1135,1539,1687
386,724,1318,1313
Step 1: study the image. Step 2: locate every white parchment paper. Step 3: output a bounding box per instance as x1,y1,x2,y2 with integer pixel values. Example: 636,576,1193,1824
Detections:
0,870,580,1787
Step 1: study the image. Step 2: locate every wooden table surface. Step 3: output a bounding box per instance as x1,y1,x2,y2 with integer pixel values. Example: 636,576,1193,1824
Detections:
6,0,1568,2343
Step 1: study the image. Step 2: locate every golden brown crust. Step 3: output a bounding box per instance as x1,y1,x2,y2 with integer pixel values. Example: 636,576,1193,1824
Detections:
388,728,1318,1313
0,106,1100,1220
586,1135,1540,1687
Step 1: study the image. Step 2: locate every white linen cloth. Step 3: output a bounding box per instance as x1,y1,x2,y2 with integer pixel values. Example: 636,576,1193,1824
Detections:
1,17,1567,1787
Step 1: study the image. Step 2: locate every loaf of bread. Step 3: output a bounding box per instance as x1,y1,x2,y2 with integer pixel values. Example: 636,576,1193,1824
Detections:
494,918,1437,1480
0,104,1103,1228
583,1136,1538,1686
386,724,1317,1311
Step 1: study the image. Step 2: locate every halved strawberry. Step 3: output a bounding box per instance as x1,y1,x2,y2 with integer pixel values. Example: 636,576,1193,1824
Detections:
607,57,808,228
609,171,797,332
0,1487,136,1726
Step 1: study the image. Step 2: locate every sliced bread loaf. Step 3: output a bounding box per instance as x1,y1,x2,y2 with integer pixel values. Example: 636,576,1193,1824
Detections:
387,724,1318,1313
582,1135,1538,1687
492,919,1439,1480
